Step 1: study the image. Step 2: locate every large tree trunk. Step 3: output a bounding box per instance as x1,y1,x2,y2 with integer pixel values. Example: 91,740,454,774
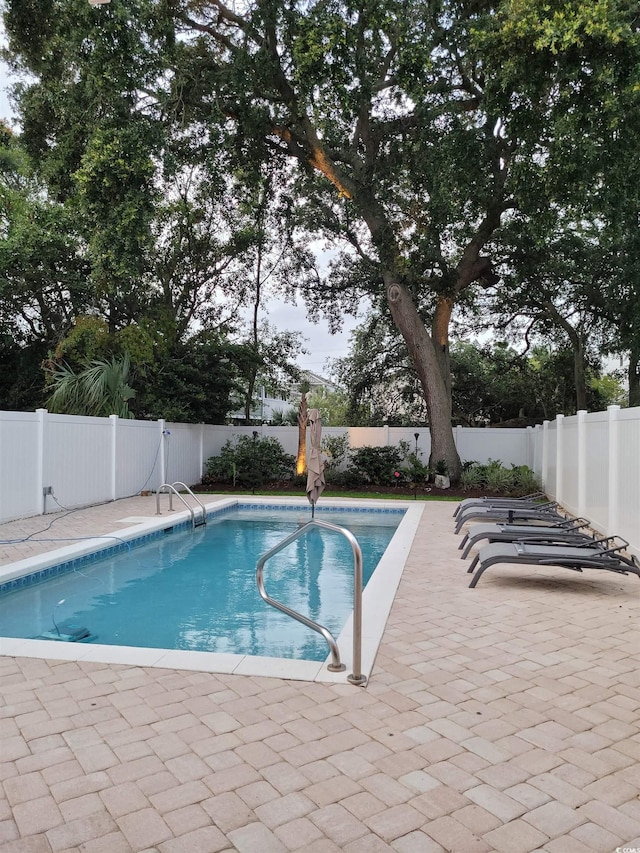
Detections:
384,273,461,480
432,295,454,395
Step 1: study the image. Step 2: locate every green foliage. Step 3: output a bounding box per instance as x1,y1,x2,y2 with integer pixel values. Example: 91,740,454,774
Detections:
484,463,516,494
321,433,350,479
46,354,136,418
433,460,449,476
326,467,368,489
135,333,254,424
460,460,541,496
306,386,350,426
0,334,48,410
349,445,406,486
509,465,541,494
270,408,298,426
204,435,295,489
402,452,431,487
4,0,640,430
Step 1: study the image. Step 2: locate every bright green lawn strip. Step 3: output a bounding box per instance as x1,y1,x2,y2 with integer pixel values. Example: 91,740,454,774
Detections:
198,489,461,502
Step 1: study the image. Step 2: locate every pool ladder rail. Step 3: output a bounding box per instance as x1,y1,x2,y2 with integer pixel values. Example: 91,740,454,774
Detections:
256,518,367,686
155,482,207,529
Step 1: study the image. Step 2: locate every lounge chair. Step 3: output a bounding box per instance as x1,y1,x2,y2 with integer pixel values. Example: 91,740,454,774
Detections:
466,537,640,587
453,492,546,517
454,502,564,534
458,518,593,558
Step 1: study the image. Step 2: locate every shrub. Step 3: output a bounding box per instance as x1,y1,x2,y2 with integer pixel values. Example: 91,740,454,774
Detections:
510,464,540,494
350,445,406,485
484,462,514,493
460,464,485,491
204,435,295,489
433,459,449,476
461,460,540,496
321,434,350,480
402,452,430,486
329,467,369,488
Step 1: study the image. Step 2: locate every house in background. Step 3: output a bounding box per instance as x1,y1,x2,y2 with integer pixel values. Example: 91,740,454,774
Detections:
228,370,339,424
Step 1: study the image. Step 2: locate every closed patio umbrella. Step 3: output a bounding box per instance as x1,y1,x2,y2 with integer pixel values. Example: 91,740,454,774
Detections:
306,408,325,517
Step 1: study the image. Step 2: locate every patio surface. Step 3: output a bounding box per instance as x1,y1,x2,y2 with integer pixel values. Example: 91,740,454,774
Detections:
0,495,639,852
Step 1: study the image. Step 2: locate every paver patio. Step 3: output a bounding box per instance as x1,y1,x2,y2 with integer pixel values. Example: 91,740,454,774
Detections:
0,496,639,852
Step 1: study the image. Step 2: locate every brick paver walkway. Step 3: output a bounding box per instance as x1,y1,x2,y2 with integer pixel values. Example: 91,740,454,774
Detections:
1,497,639,852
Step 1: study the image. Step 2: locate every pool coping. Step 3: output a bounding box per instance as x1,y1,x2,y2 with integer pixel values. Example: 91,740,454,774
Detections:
0,497,425,684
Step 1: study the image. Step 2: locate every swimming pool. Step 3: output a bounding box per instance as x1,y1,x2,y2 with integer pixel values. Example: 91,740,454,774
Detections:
0,497,425,683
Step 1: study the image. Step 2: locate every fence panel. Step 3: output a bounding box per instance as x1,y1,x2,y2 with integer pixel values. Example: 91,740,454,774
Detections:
453,427,533,468
616,408,640,548
582,411,610,533
0,411,40,522
532,424,544,481
2,408,638,560
165,422,207,487
202,424,239,463
114,419,164,498
545,422,558,499
559,415,580,517
43,413,113,510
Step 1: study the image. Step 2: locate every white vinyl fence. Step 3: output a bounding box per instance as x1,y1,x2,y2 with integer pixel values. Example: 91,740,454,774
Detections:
533,406,640,557
1,406,638,556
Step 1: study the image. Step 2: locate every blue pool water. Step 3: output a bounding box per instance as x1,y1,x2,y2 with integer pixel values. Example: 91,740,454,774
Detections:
0,505,403,661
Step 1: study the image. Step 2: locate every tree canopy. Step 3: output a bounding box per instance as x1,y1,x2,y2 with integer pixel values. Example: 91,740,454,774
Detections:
2,0,639,468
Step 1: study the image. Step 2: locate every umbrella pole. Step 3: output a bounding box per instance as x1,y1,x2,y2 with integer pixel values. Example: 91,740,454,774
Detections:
311,500,316,519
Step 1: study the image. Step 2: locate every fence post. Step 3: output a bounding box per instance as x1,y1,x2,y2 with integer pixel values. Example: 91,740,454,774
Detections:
555,414,564,505
36,408,47,514
455,425,462,457
199,423,205,481
576,410,587,518
541,420,550,494
525,425,534,470
110,415,118,501
158,419,166,487
608,405,620,535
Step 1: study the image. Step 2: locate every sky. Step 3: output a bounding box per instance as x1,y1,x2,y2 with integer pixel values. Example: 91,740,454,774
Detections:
0,57,359,378
259,297,360,375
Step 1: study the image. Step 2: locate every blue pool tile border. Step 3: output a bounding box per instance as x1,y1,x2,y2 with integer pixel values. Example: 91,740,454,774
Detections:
0,502,405,595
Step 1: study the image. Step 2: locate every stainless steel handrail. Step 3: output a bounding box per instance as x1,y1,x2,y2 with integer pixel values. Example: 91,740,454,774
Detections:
256,518,366,686
171,481,207,527
155,483,200,529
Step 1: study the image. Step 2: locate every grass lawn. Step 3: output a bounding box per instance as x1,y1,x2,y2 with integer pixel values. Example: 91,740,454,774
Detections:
197,487,462,502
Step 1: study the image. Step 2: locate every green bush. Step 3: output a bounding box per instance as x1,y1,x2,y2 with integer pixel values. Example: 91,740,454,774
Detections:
329,467,369,488
485,462,514,493
461,460,540,496
350,445,405,485
510,464,540,494
322,434,350,480
460,464,485,491
204,435,295,489
402,452,431,486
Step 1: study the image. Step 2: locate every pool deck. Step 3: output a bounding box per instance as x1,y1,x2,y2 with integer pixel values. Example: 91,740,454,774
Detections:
1,496,639,852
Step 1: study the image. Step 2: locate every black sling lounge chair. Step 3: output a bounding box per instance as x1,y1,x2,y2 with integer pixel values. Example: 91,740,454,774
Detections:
466,538,640,588
453,492,547,517
454,502,563,534
458,518,593,558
